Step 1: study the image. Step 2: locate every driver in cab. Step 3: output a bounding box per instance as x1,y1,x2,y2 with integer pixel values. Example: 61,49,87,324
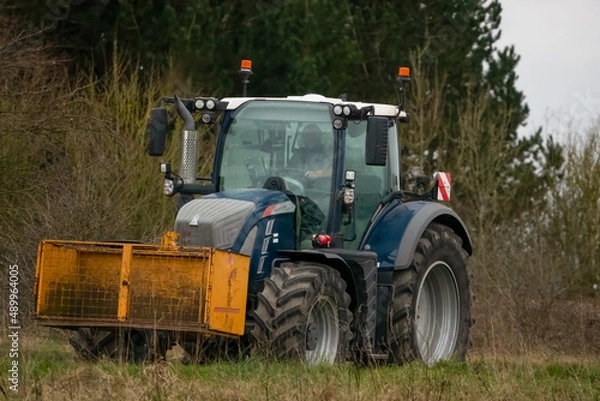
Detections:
288,124,332,179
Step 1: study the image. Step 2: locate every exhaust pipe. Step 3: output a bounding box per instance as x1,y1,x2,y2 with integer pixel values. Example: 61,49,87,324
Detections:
175,95,198,185
180,129,199,185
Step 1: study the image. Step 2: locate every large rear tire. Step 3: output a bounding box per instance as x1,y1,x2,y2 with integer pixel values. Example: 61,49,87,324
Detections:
251,263,352,364
389,223,471,365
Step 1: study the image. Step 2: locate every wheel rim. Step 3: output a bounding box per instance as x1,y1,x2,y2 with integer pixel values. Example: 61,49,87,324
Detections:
415,261,460,365
305,296,339,364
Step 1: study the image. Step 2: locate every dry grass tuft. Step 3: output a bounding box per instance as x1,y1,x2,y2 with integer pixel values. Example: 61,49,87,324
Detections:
0,330,599,400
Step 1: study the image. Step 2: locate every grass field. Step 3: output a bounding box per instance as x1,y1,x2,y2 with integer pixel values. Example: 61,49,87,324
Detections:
0,330,598,401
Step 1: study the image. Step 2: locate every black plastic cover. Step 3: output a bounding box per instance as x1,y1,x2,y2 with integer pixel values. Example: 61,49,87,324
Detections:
365,116,389,166
148,107,168,156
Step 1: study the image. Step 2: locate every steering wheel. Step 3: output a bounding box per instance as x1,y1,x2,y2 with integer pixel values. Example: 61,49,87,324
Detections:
261,167,309,193
263,175,305,194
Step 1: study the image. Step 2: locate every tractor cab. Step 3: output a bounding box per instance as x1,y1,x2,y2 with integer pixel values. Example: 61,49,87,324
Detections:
151,94,403,251
211,96,401,249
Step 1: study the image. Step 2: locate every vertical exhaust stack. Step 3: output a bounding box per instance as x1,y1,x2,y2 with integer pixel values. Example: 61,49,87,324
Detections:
175,95,198,185
180,130,199,184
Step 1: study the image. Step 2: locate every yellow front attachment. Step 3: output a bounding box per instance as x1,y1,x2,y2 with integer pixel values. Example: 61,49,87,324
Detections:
35,239,250,337
206,250,250,335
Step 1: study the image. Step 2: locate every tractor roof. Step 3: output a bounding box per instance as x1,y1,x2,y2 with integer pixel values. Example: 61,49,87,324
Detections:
220,94,400,118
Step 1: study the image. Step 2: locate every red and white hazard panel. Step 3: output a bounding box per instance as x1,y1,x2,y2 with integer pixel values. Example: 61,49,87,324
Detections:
435,172,451,201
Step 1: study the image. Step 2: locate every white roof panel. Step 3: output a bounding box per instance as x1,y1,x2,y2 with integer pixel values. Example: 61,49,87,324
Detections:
219,94,399,117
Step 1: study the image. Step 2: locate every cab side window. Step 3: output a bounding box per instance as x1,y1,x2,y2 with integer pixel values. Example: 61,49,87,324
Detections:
344,121,387,249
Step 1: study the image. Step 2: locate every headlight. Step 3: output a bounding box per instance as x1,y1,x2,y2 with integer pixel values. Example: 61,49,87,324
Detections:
201,113,213,124
343,187,354,205
194,99,205,110
333,105,343,116
163,179,175,196
205,99,216,110
159,162,171,174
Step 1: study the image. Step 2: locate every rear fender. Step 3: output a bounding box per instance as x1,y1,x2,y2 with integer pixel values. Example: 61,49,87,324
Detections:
361,201,472,271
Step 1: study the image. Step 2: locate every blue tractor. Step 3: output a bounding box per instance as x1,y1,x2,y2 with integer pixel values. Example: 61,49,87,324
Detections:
36,62,472,365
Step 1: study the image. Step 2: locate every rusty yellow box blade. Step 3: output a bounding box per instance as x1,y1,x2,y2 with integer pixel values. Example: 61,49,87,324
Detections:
206,251,250,335
35,240,250,336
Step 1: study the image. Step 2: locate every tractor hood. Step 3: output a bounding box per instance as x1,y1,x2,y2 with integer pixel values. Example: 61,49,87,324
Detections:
174,189,295,254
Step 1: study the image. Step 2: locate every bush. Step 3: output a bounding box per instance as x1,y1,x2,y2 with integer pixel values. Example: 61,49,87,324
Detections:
0,14,216,325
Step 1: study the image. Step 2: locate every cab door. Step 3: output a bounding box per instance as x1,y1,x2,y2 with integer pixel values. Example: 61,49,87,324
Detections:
343,120,400,249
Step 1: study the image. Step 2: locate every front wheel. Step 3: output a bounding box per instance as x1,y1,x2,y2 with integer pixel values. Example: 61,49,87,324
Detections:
389,223,471,365
251,263,352,364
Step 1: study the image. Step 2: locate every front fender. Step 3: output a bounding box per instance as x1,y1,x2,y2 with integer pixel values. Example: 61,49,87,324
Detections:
361,200,472,270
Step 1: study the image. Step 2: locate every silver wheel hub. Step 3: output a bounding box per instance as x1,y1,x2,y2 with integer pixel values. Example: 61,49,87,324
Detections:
415,261,460,365
305,297,339,364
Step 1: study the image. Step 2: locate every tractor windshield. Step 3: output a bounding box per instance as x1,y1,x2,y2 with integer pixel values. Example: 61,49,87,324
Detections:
219,100,334,235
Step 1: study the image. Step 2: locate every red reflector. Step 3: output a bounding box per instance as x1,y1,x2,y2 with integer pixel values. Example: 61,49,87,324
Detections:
436,172,451,201
311,234,332,248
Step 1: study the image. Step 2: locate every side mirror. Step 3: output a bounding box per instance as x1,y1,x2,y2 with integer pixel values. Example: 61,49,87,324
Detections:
148,107,168,156
365,116,389,166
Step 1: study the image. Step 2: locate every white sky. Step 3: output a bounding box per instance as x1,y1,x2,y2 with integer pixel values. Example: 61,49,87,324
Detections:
498,0,600,139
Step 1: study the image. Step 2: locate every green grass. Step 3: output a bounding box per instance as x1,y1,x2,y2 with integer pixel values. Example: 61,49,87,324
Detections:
0,333,599,401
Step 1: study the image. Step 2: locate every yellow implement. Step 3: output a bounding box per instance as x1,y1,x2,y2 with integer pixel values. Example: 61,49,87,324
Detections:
34,236,250,336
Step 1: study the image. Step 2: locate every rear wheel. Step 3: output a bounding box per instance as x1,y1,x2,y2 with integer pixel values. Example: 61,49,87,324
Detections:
389,223,471,365
251,263,352,364
70,328,168,362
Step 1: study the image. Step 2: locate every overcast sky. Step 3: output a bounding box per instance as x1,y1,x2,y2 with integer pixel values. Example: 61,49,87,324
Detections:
497,0,600,139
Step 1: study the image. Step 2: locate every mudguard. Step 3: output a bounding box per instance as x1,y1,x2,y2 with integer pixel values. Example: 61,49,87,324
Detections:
361,200,472,271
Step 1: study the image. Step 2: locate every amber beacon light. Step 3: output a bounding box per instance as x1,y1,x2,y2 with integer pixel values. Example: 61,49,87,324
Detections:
239,60,253,96
240,59,252,70
398,67,410,78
